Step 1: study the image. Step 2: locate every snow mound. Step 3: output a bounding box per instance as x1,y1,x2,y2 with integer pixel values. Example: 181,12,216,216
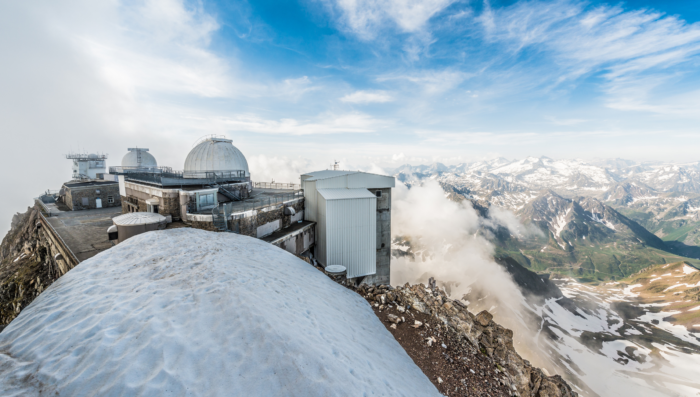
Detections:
0,229,439,397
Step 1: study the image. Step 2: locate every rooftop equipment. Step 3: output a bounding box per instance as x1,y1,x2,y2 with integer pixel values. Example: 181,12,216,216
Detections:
111,212,167,243
66,152,108,180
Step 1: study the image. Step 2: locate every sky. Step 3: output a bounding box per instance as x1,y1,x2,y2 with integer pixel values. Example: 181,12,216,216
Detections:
1,0,700,232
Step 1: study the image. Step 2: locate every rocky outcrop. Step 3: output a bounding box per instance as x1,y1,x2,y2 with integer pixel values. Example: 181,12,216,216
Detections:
353,279,577,397
0,205,76,328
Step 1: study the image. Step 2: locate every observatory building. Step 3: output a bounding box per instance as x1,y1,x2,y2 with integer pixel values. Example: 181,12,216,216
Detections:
110,137,253,221
66,153,107,180
106,137,395,285
120,148,158,171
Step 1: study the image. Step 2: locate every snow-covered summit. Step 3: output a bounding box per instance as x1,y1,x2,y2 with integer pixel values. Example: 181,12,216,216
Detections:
0,229,440,397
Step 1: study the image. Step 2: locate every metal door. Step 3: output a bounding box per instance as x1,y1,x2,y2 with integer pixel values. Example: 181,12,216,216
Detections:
95,198,102,208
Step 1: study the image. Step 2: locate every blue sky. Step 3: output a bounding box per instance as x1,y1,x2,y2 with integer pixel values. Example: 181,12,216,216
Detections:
129,0,700,165
1,0,700,230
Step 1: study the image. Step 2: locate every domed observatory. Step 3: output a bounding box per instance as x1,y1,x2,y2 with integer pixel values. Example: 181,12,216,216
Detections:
184,137,250,180
121,148,158,171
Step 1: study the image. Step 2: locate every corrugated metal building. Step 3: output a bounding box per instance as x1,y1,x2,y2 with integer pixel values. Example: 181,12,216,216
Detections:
302,171,395,284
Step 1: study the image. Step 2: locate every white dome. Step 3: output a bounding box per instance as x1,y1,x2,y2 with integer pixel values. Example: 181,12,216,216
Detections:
121,148,158,169
184,138,249,178
88,153,99,159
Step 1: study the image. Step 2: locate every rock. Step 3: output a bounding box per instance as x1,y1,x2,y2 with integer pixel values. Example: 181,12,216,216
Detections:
397,305,406,313
476,310,493,327
426,336,437,347
390,323,397,330
412,320,423,328
387,314,402,324
437,377,443,384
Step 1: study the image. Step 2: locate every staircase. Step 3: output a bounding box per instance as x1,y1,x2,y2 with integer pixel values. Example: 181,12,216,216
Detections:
211,206,228,232
218,186,241,201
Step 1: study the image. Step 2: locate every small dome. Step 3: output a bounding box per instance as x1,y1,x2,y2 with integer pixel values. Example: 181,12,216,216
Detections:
184,138,249,178
88,153,99,159
121,148,158,169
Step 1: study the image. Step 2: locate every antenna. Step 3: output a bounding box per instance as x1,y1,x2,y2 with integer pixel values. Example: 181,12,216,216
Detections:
331,160,339,171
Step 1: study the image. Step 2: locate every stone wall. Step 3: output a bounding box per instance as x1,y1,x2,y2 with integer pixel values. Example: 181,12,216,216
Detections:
0,205,80,327
65,184,121,211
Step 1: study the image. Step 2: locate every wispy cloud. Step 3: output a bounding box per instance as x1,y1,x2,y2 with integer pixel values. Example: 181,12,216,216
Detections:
329,0,455,39
220,112,389,135
378,69,469,94
340,90,393,103
476,0,700,108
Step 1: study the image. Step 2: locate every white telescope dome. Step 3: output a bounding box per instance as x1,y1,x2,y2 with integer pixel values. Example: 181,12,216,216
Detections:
121,148,158,169
184,137,249,178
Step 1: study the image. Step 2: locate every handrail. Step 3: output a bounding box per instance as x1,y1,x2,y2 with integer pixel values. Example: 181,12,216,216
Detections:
34,198,52,217
37,211,80,265
253,182,301,190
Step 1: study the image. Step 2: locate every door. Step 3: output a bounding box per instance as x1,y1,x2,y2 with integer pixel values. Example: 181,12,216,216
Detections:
95,198,102,208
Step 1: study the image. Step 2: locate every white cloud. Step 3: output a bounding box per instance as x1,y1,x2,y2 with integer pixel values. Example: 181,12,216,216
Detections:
478,0,700,110
392,152,406,162
340,90,394,103
220,112,388,135
331,0,454,39
378,69,468,94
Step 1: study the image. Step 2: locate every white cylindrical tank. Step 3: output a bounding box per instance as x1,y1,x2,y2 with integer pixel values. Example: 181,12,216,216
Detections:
112,212,167,243
183,137,249,178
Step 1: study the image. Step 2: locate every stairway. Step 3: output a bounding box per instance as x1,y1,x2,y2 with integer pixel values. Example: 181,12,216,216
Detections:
211,206,228,232
218,186,241,201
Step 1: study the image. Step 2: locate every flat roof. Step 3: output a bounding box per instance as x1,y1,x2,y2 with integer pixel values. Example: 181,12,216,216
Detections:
64,180,118,188
317,188,377,200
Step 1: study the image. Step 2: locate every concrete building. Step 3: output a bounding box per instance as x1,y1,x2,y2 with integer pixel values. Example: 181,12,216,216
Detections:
301,170,395,285
66,153,108,180
60,180,121,211
109,136,314,258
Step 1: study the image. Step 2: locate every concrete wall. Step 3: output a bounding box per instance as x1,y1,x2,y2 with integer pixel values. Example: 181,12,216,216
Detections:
65,184,121,211
365,188,391,285
269,223,315,256
225,199,304,237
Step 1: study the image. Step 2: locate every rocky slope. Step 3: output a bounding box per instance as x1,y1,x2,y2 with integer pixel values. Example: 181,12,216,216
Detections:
349,280,577,397
0,205,75,328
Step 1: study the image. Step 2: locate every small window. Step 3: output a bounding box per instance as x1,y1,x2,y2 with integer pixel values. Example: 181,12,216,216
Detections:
96,189,100,194
375,190,382,198
107,196,114,204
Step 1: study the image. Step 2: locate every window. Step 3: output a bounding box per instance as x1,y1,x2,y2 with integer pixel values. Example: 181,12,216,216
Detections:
199,193,215,207
107,196,114,204
96,189,100,194
81,197,89,206
375,190,382,198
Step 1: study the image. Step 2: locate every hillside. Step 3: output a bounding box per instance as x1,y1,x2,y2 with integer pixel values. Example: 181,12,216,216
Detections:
501,191,700,280
0,205,73,328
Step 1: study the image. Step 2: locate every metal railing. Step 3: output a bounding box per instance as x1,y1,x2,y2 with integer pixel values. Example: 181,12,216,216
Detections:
109,165,174,174
253,182,301,190
221,190,304,215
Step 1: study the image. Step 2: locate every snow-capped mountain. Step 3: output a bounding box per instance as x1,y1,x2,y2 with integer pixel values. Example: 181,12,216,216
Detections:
392,157,700,212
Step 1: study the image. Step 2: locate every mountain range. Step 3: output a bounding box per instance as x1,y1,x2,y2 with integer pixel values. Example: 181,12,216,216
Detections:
391,157,700,280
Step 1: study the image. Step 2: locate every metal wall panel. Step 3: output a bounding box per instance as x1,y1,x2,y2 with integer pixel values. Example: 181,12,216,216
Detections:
324,197,376,278
317,194,327,265
303,181,317,222
315,176,349,189
346,173,395,189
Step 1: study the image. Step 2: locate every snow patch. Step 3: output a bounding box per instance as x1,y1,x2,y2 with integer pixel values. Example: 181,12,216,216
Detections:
0,229,440,396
